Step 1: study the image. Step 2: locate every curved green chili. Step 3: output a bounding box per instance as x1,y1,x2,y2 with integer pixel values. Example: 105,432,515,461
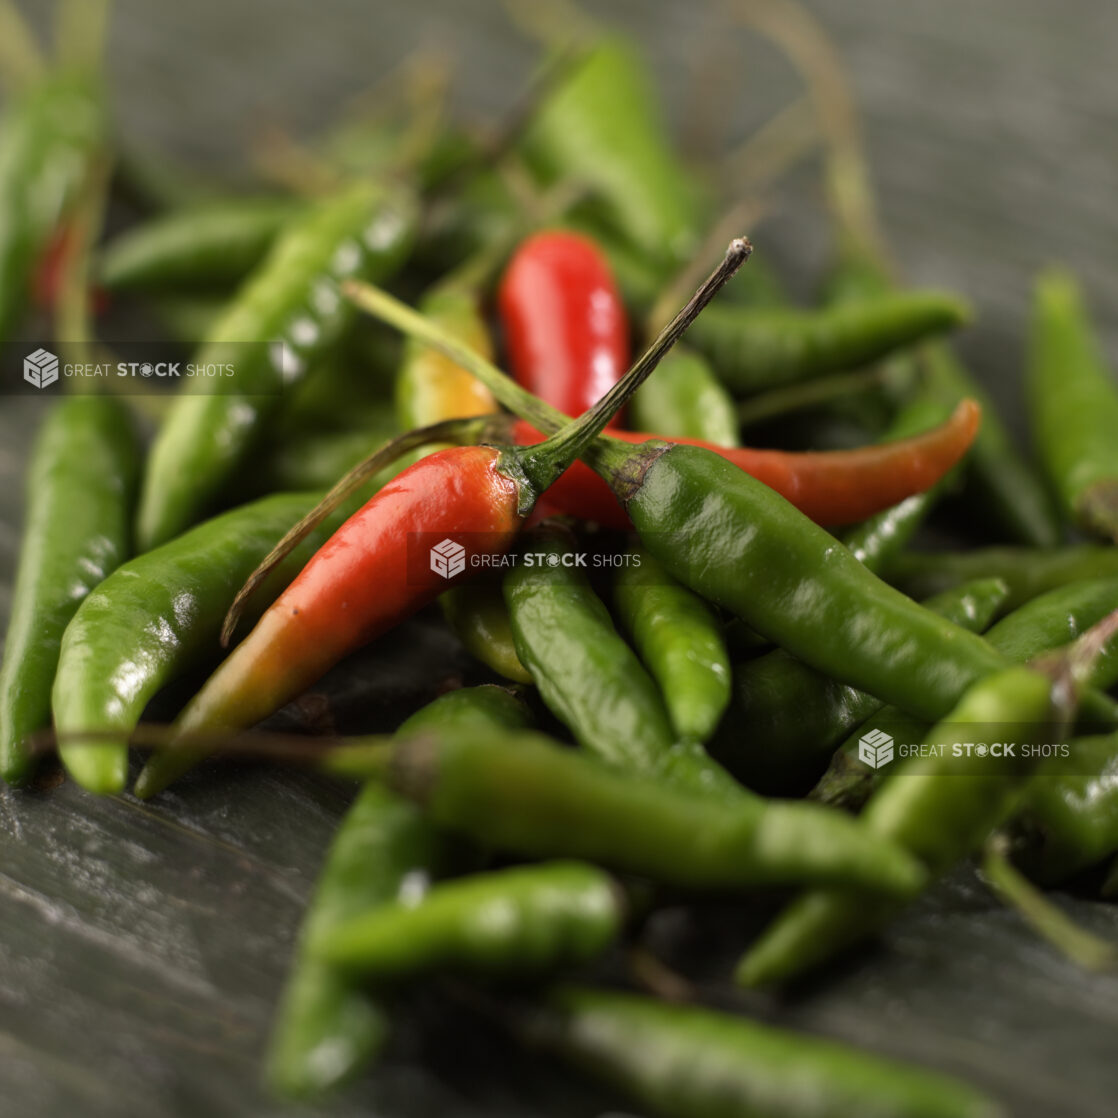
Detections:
314,861,623,982
525,985,1002,1118
441,574,533,684
1,396,140,785
137,181,416,549
52,491,360,793
1028,269,1118,542
613,543,732,744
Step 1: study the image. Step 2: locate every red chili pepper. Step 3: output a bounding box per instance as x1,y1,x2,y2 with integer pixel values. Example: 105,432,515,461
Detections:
518,398,981,529
131,240,752,798
498,229,630,424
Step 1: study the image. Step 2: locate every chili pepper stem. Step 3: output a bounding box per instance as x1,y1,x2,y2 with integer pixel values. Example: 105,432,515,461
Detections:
1079,482,1118,545
342,235,752,485
981,835,1117,972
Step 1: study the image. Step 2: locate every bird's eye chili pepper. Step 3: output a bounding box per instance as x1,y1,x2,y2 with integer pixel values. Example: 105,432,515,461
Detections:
519,37,705,268
51,491,367,794
345,270,1004,728
710,578,1010,797
136,180,418,550
683,290,970,398
0,396,140,786
313,861,625,983
131,239,753,798
736,663,1073,988
266,684,531,1100
628,345,741,447
1028,269,1118,543
0,66,107,344
814,576,1118,813
613,543,732,744
313,725,925,896
97,196,302,292
519,985,1003,1118
887,545,1118,614
441,573,534,684
1011,730,1118,887
513,397,980,530
498,229,630,423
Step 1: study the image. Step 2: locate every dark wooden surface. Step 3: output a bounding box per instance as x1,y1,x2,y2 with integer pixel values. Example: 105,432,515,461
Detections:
3,2,1118,1116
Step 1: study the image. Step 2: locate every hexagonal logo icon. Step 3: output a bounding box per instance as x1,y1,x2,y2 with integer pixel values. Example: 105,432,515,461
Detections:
858,728,894,770
429,537,466,580
24,348,59,389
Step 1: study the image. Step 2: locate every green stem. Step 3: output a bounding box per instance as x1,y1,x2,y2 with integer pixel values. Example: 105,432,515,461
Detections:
0,0,44,91
982,836,1116,972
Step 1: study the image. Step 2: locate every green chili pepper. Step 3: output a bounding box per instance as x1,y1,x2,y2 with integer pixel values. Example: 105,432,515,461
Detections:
0,68,106,343
314,860,623,982
524,986,1002,1118
1012,731,1118,885
815,576,1118,812
520,38,705,267
685,292,969,398
630,346,740,446
887,546,1118,614
1028,269,1118,542
504,524,680,774
137,181,417,550
99,196,302,292
613,543,732,744
710,579,1010,796
1,396,140,786
737,666,1062,987
52,491,372,794
266,685,530,1099
594,441,1008,725
321,726,925,896
441,574,533,684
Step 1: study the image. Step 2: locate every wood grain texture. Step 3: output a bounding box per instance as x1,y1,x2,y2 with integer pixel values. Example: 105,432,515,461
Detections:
2,2,1118,1115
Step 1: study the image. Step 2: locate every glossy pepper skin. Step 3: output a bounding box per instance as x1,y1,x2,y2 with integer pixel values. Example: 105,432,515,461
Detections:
137,181,417,550
0,397,140,785
314,861,623,982
134,447,525,797
888,546,1118,613
686,290,969,397
266,685,531,1100
441,574,533,684
331,727,925,897
515,397,980,529
527,986,1002,1118
605,441,1008,724
613,544,732,744
98,197,301,292
0,68,106,343
737,667,1059,988
1028,269,1118,542
499,230,630,422
52,492,357,794
629,346,740,447
710,579,1010,797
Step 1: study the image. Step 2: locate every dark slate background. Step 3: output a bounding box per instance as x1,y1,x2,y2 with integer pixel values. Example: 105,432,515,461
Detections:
2,2,1117,1116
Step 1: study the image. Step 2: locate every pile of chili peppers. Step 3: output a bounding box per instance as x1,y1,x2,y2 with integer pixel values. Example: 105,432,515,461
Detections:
3,3,1118,1116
